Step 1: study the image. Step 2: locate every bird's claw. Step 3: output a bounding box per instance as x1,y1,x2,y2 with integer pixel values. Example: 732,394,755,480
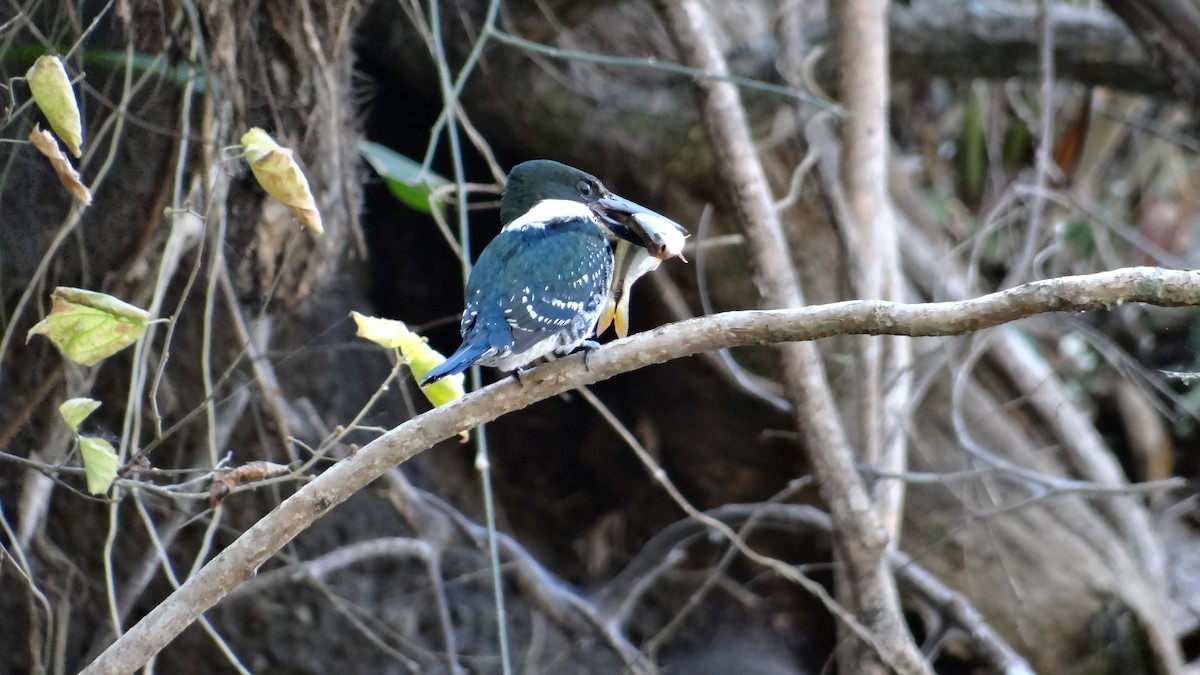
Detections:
575,339,601,372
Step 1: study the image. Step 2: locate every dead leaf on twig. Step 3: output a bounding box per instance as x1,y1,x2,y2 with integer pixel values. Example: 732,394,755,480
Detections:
241,128,323,234
28,125,92,205
210,461,292,506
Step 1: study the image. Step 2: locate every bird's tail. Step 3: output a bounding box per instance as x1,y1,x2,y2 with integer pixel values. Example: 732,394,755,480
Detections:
420,336,492,386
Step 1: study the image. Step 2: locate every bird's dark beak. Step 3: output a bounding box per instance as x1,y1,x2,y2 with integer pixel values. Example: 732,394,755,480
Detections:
592,194,689,261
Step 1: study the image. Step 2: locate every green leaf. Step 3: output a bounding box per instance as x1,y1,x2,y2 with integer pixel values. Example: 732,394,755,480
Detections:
958,84,987,205
78,436,118,495
358,141,449,214
7,45,209,90
59,397,101,433
27,287,151,366
1062,219,1095,256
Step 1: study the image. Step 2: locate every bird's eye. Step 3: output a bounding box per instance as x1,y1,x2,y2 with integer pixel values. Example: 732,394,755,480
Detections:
577,180,594,198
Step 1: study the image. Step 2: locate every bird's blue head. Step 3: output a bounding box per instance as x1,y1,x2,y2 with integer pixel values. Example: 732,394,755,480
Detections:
500,160,687,255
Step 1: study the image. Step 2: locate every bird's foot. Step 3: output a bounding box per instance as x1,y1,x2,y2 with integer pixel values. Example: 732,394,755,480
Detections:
574,340,601,372
510,366,528,386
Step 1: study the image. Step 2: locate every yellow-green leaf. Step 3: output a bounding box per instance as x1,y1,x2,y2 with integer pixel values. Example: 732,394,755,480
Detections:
351,311,408,349
350,311,465,407
242,128,323,234
78,436,118,495
27,287,151,366
59,397,101,433
26,55,83,158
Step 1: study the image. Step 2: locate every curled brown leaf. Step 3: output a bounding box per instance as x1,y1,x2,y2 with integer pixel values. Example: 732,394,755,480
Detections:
28,125,92,205
209,461,292,507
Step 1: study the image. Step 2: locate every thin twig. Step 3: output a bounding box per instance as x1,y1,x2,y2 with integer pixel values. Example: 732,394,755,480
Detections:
575,386,871,643
424,0,511,669
686,206,791,412
131,497,249,674
1005,0,1056,288
487,29,845,114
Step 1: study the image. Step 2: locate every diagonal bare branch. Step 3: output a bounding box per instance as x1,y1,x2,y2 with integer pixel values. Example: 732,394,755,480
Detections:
80,266,1200,674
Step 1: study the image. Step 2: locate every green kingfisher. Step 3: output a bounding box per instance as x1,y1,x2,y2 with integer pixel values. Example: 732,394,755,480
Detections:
420,160,687,385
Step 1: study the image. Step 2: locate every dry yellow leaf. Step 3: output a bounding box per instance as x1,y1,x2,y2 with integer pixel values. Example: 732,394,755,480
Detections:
241,128,323,234
28,125,92,206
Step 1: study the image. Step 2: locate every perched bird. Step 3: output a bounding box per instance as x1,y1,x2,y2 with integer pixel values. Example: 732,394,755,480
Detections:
420,160,686,385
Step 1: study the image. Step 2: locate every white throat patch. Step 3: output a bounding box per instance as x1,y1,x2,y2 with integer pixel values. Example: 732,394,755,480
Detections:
503,198,595,231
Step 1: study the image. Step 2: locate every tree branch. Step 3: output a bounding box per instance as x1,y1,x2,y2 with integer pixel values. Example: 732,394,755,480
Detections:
809,1,1163,98
78,266,1200,673
1103,0,1200,101
650,1,928,672
830,0,914,670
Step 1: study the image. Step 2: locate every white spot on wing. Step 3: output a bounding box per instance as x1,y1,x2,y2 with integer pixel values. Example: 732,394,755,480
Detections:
548,298,584,311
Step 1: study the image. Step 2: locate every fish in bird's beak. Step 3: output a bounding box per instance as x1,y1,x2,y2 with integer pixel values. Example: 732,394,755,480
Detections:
591,193,690,338
591,194,688,261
